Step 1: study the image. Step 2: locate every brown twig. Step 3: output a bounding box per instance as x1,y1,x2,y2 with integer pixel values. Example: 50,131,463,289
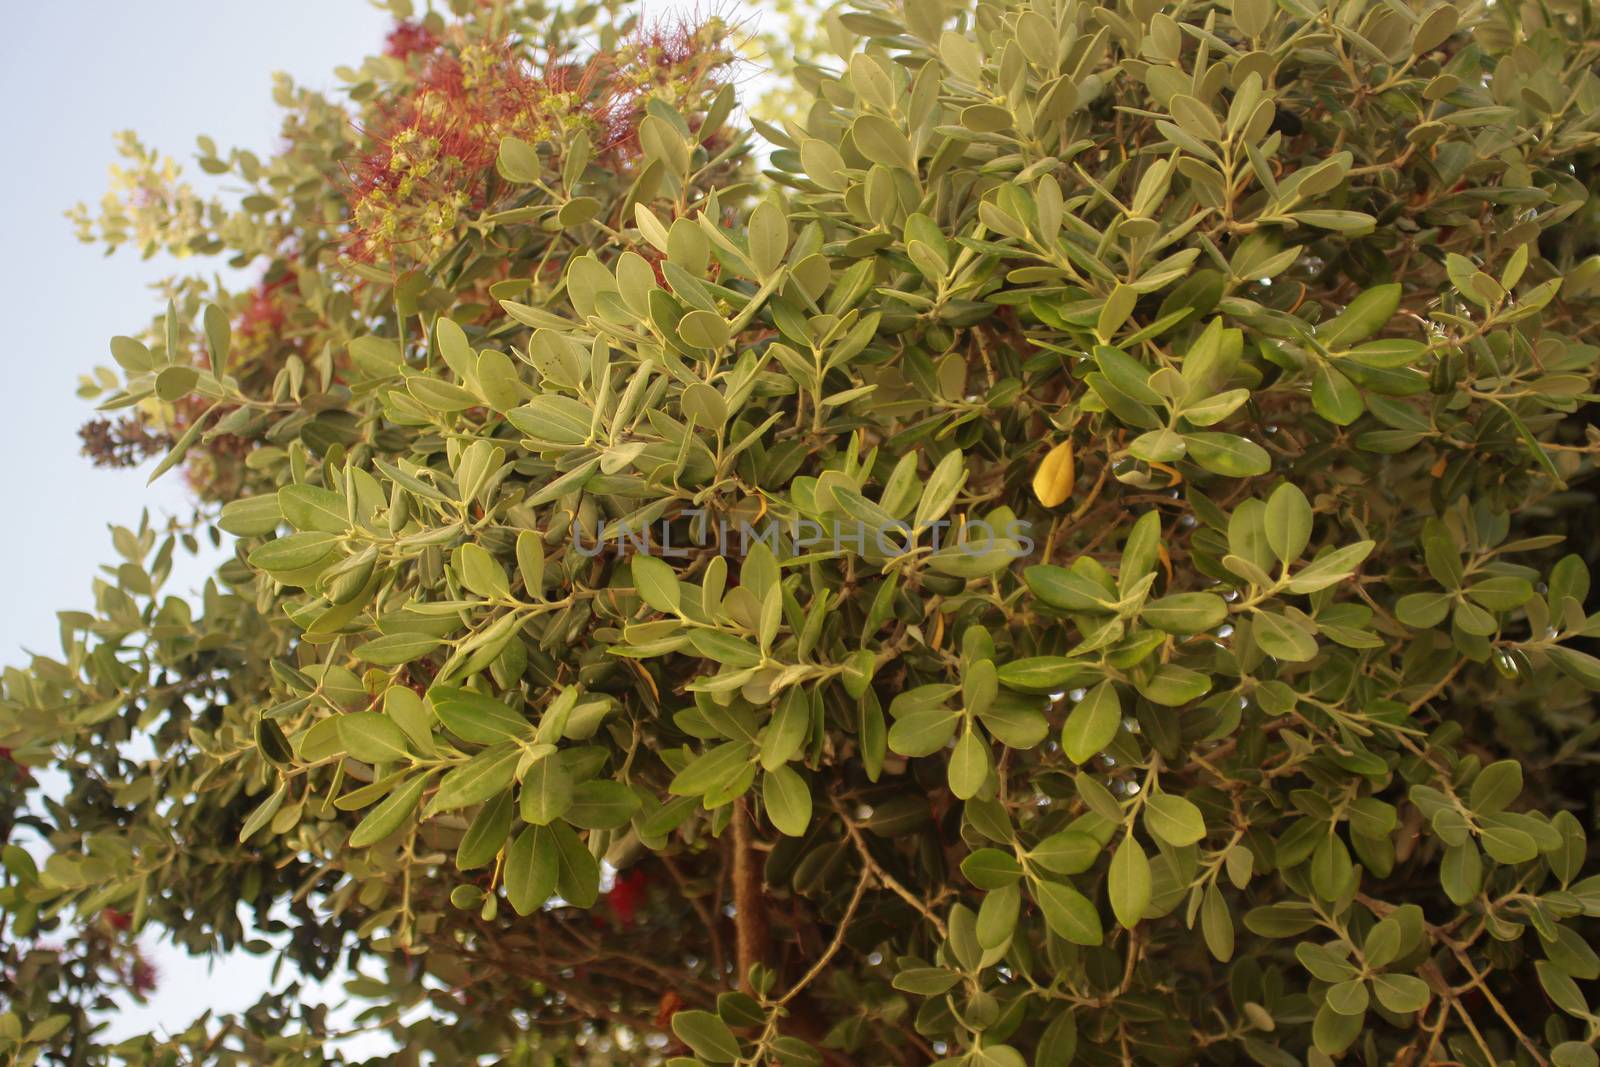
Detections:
832,794,949,939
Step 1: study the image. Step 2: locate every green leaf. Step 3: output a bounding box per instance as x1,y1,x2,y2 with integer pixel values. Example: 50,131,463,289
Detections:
887,705,961,757
678,310,731,350
915,448,967,529
763,764,813,837
255,717,294,766
155,365,197,402
1312,364,1364,425
759,687,810,770
1143,793,1207,847
354,633,443,667
278,484,348,533
456,543,509,599
1141,592,1227,634
851,114,914,169
1288,541,1374,593
456,791,514,870
564,780,641,830
1465,576,1534,612
146,409,209,485
1537,961,1591,1019
1325,977,1369,1016
1469,760,1522,816
976,882,1020,949
672,1010,741,1063
1243,903,1318,938
430,688,531,744
1548,646,1600,690
516,530,546,598
429,744,520,813
961,848,1023,889
1395,592,1453,629
497,136,540,183
1439,842,1483,904
219,495,282,537
1200,883,1234,961
1108,837,1151,928
687,630,762,667
996,657,1085,691
747,201,789,279
1312,1000,1363,1054
631,555,681,614
1075,771,1123,824
338,712,413,764
1480,823,1538,864
549,821,600,907
1029,832,1100,876
384,687,434,755
892,967,962,995
1252,611,1319,661
1135,663,1213,706
978,698,1048,750
1316,283,1401,348
1263,483,1312,564
508,395,594,447
1553,1042,1600,1067
349,773,429,848
504,826,558,915
670,741,756,797
1184,432,1271,477
948,728,992,800
1031,877,1104,945
1370,973,1430,1014
1024,564,1114,612
1293,210,1376,234
1036,1011,1079,1067
519,755,572,826
238,782,287,843
247,532,338,573
1063,681,1121,763
1363,917,1402,969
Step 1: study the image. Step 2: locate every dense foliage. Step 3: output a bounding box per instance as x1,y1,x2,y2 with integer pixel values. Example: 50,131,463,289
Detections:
7,0,1600,1064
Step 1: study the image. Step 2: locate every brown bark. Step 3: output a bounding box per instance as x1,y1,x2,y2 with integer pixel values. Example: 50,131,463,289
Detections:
731,797,768,993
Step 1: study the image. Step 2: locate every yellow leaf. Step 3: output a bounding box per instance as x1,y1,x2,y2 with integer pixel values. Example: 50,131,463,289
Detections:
1032,440,1076,507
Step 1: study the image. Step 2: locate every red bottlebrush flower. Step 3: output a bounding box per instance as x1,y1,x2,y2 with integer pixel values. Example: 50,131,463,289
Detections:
230,271,296,349
129,956,159,996
385,20,440,61
601,866,652,926
341,16,736,264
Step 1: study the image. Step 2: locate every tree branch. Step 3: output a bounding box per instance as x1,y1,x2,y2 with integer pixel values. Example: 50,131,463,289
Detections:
732,797,768,993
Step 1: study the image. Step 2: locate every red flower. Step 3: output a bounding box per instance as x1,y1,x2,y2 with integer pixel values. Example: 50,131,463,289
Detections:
385,20,440,61
129,956,160,995
342,17,734,263
602,867,652,926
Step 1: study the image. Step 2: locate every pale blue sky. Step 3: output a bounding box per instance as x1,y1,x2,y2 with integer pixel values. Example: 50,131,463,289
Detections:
2,0,390,1040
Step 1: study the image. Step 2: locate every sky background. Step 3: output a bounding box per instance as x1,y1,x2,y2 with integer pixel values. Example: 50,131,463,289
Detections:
0,0,391,1041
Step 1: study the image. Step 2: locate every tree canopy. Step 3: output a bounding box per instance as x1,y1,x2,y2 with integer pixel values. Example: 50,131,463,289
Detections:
7,0,1600,1064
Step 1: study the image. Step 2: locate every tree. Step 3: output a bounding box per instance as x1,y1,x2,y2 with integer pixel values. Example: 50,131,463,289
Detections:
5,0,1600,1062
